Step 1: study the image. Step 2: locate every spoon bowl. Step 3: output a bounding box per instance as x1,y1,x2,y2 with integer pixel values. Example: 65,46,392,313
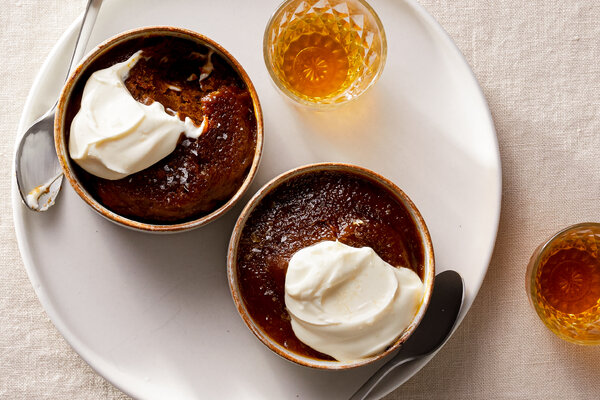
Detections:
15,108,63,211
350,270,464,400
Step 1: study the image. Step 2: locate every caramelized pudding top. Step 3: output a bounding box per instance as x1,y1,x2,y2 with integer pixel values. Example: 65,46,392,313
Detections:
65,36,257,223
236,169,425,360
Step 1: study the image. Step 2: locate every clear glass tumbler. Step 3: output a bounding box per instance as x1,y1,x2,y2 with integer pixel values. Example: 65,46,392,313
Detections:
263,0,387,108
526,223,600,344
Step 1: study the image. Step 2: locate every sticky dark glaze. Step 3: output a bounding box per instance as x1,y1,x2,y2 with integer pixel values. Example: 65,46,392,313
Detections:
65,36,257,223
236,170,425,360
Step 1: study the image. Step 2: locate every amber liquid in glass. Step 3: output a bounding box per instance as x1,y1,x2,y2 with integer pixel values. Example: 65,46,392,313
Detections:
272,13,371,100
281,32,350,98
532,233,600,342
538,248,600,314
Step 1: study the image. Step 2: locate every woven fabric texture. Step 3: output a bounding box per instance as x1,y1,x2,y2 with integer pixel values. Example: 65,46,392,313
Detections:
1,0,599,399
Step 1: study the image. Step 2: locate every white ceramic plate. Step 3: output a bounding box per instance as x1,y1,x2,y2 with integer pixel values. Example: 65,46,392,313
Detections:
13,0,501,399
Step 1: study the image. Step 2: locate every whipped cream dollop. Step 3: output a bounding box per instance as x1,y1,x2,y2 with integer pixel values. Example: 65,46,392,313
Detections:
284,240,424,362
69,50,207,180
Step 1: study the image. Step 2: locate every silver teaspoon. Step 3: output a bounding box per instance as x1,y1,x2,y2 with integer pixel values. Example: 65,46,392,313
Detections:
350,270,464,400
14,0,103,211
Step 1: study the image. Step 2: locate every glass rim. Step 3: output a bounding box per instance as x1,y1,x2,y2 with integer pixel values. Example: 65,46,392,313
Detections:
526,221,600,344
530,222,600,276
262,0,388,109
533,222,600,263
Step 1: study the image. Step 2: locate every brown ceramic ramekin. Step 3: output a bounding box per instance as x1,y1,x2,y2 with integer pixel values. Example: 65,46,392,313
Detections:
55,26,263,233
227,163,435,369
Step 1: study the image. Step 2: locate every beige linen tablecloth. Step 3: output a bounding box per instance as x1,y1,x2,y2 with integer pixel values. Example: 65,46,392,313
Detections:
2,0,599,398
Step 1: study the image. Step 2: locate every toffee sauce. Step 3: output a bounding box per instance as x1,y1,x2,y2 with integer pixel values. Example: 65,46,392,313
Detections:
65,36,257,223
236,170,425,360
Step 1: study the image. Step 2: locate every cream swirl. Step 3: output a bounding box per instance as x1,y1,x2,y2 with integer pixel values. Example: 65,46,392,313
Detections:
69,50,207,180
284,240,424,362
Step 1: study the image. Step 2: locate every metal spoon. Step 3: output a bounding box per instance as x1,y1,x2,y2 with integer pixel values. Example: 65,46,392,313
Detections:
14,0,103,211
350,270,464,400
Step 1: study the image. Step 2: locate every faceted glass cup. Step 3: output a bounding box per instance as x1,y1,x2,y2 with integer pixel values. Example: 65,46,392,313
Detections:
526,223,600,344
264,0,387,108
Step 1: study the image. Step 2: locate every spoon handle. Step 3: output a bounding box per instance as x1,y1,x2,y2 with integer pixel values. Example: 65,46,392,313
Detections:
348,353,417,400
64,0,103,83
348,271,464,400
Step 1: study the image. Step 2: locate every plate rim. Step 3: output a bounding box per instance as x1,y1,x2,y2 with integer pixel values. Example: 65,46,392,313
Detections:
12,1,502,398
409,0,502,312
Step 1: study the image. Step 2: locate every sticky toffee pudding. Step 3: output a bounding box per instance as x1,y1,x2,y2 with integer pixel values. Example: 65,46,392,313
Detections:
235,168,426,361
64,34,258,224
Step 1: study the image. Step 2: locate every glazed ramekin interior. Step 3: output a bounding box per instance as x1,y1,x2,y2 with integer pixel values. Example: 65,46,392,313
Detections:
227,163,435,369
55,26,263,233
